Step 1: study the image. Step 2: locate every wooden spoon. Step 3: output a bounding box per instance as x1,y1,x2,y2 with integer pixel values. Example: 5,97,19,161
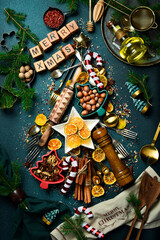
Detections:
135,176,160,240
126,173,154,240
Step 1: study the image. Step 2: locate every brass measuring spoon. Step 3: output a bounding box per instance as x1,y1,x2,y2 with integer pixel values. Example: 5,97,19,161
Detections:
140,122,160,164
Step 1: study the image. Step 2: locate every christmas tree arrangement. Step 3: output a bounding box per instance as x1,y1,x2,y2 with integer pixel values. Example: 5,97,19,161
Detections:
0,8,39,111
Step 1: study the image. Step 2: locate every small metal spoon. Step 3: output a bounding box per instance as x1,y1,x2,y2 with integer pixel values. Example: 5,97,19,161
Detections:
28,124,41,136
140,122,160,164
103,112,118,128
51,62,81,79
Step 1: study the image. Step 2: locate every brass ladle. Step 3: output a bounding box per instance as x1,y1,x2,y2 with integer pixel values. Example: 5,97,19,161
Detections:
140,122,160,164
103,112,118,128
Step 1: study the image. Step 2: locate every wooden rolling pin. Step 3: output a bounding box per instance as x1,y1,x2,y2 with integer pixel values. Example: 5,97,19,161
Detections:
39,66,82,147
92,125,134,187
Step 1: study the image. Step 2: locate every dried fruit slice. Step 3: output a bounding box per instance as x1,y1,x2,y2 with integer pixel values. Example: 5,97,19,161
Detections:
98,75,108,87
105,100,114,112
91,185,105,197
68,147,81,156
98,68,106,76
117,118,127,129
70,117,84,130
103,172,116,185
48,139,62,150
92,148,105,162
64,123,77,136
93,67,100,75
76,72,89,84
41,122,54,136
35,114,47,126
78,125,91,140
67,134,81,149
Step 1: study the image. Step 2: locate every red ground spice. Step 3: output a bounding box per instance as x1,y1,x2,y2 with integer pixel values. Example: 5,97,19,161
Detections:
44,9,64,28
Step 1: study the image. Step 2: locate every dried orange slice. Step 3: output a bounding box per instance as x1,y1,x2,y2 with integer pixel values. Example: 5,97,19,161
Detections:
67,134,81,149
117,118,126,130
70,117,84,130
66,79,72,87
92,148,105,162
76,72,89,84
103,172,116,185
98,68,106,76
64,123,77,136
48,139,62,150
78,125,91,140
68,147,81,156
35,114,47,126
105,100,114,112
92,185,105,197
41,122,54,136
93,67,100,75
98,75,108,87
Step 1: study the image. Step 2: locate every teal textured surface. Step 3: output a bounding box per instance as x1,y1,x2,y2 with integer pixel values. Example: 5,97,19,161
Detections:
0,0,160,239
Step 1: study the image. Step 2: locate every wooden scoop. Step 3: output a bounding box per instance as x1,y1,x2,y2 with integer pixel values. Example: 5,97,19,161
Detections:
93,0,105,22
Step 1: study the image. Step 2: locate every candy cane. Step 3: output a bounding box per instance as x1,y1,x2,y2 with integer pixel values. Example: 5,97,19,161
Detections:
61,156,78,194
74,206,104,238
84,51,104,89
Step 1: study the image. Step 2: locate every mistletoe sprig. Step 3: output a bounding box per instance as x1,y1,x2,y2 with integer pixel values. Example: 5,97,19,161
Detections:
0,8,39,111
60,214,87,240
128,71,152,106
127,193,142,219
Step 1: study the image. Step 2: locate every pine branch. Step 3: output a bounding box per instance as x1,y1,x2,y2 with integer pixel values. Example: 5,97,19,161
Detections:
0,87,17,109
11,162,21,189
137,0,149,6
60,214,87,240
0,186,11,196
128,71,152,106
4,8,39,45
127,193,142,219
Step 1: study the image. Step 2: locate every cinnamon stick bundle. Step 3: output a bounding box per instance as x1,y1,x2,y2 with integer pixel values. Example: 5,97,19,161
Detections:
84,157,92,204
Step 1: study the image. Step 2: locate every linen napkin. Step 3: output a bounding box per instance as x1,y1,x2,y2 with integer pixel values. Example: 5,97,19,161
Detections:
50,166,160,240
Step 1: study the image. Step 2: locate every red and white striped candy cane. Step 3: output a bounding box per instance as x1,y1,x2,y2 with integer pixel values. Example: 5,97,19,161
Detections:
61,156,78,194
74,206,104,238
84,51,104,90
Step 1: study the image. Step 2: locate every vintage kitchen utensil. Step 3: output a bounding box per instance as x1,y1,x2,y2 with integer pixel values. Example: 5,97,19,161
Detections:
135,176,160,240
103,0,158,31
28,124,41,136
140,122,160,164
92,124,134,187
86,0,94,32
126,173,154,240
103,112,118,128
109,134,129,158
93,0,105,22
49,56,77,105
51,62,82,79
43,7,76,30
25,66,82,165
121,15,135,32
100,122,138,139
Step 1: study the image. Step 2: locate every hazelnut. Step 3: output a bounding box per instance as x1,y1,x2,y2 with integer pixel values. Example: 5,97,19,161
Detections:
19,72,25,79
25,65,30,71
19,66,25,73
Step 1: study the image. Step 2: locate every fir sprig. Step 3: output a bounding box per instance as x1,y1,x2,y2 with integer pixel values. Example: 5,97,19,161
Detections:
0,162,21,196
128,71,152,106
127,193,142,219
4,8,39,46
60,214,88,240
0,9,39,110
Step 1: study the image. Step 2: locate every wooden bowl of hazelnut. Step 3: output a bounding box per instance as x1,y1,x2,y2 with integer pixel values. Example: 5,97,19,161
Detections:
18,64,35,87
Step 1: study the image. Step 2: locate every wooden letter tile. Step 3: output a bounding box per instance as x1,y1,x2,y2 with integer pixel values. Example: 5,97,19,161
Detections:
47,31,60,44
66,20,79,34
52,50,66,64
34,60,46,72
44,57,57,71
29,45,43,59
62,44,75,58
39,37,52,52
57,26,71,41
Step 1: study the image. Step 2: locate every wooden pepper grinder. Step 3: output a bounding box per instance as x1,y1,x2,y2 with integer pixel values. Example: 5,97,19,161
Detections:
92,125,134,187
